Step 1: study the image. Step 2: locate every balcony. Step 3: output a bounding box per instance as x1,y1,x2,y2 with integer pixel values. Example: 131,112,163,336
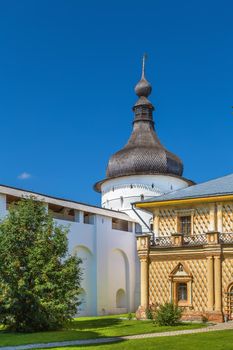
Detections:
148,232,233,249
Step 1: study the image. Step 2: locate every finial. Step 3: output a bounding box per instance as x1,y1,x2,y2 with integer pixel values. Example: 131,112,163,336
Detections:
141,53,147,79
134,54,152,98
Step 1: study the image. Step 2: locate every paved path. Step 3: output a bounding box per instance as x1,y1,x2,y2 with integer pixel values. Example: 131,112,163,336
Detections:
1,322,233,350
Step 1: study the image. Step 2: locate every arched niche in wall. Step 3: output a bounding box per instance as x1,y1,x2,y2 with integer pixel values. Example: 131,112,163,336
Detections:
73,245,95,316
116,288,127,308
110,248,130,312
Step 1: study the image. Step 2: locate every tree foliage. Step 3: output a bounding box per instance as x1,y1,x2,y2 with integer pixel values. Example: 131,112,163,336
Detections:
0,197,82,332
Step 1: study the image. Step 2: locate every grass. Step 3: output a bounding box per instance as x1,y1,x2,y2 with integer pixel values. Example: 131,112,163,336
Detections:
38,330,233,350
0,314,205,347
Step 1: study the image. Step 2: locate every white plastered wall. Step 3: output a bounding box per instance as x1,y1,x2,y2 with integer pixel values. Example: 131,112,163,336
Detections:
101,174,190,232
58,213,138,316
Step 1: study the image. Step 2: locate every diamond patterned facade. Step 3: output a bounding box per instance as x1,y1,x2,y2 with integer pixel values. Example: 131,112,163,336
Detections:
137,200,233,323
158,209,176,236
222,258,233,311
158,206,210,237
149,260,176,305
193,206,210,235
223,203,233,233
149,258,207,312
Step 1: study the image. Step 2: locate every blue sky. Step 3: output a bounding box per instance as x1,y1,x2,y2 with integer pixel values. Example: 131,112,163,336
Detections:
0,0,232,205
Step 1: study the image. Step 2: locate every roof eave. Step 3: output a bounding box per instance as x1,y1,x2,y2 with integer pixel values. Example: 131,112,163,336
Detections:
134,193,233,209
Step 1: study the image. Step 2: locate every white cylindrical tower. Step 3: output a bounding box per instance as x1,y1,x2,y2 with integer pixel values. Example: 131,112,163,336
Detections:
94,56,193,233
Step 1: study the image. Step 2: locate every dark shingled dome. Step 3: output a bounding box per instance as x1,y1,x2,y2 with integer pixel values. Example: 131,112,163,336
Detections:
106,122,183,178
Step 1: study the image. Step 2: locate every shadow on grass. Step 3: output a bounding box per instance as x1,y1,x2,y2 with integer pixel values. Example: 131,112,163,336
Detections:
75,338,128,349
0,318,123,346
0,330,101,347
68,318,122,330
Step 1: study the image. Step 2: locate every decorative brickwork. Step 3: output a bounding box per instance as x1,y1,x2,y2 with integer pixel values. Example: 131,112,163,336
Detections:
188,259,207,311
158,209,176,236
158,206,210,237
222,258,233,311
193,206,210,235
149,260,176,305
149,258,207,312
222,203,233,233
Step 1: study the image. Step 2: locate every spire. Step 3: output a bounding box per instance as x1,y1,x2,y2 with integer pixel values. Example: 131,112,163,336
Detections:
141,53,146,79
134,54,152,98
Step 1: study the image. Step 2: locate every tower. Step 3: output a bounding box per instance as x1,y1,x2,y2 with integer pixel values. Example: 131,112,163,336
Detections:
94,56,193,232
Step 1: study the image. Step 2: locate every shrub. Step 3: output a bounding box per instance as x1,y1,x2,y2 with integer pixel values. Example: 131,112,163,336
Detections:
155,302,182,326
145,303,157,320
145,308,154,320
127,313,133,320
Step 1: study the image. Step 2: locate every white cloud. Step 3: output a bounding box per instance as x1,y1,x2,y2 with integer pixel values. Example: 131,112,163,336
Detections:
18,172,31,180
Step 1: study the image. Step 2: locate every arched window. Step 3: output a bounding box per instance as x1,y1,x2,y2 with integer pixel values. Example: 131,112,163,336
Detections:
116,289,126,308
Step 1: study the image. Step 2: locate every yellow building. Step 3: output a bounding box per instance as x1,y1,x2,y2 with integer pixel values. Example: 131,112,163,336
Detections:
135,174,233,322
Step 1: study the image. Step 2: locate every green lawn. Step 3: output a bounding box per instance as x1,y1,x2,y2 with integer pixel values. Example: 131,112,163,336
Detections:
0,315,205,347
39,330,233,350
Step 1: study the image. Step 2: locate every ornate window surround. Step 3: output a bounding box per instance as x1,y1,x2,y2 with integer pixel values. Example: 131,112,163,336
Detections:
169,263,193,307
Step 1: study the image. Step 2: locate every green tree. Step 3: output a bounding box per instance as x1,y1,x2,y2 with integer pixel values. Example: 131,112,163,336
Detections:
0,197,82,332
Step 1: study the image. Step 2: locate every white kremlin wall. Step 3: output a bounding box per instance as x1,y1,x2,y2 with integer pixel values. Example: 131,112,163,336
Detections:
0,186,139,317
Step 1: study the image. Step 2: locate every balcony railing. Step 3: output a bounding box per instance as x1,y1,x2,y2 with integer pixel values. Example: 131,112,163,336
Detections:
148,232,233,248
219,232,233,244
183,234,207,246
152,236,173,248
